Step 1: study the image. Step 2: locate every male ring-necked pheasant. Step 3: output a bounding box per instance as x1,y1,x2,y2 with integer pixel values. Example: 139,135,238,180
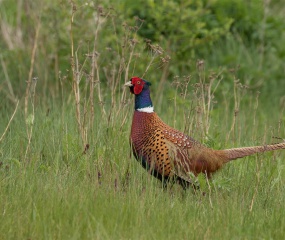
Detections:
125,76,285,189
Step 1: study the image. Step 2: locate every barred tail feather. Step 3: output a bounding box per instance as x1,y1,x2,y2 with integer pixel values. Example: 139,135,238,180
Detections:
222,142,285,162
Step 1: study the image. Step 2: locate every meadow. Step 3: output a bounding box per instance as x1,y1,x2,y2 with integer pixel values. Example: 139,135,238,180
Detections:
1,0,285,239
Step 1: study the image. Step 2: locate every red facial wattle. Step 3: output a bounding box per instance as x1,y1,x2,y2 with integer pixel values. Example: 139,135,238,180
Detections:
131,77,145,95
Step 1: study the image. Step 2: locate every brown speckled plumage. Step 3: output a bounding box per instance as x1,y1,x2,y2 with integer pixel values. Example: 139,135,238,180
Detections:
126,77,285,189
130,111,228,187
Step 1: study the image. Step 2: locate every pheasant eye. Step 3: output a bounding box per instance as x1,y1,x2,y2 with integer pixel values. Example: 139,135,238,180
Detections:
137,81,141,84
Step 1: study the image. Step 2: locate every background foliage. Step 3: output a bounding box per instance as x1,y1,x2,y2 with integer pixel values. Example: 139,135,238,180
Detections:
1,0,285,102
1,0,285,239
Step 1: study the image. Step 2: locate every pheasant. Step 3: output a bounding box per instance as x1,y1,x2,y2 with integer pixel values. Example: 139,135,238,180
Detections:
125,76,285,189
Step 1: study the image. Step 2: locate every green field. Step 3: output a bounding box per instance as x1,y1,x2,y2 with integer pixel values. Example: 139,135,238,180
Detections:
1,0,285,239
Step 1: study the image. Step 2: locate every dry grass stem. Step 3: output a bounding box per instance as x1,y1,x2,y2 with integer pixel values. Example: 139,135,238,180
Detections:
249,157,262,212
24,21,40,120
0,55,16,103
24,77,38,161
0,100,19,143
226,78,240,142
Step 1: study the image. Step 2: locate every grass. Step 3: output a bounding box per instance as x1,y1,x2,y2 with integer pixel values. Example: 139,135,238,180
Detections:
1,1,285,239
1,77,285,239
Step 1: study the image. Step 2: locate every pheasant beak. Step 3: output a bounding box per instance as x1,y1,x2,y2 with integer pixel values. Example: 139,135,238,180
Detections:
124,81,133,87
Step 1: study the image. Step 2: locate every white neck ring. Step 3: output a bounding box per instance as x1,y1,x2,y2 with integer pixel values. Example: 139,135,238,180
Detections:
136,106,154,113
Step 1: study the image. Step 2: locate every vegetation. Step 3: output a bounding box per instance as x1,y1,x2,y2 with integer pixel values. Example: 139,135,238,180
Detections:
0,0,285,239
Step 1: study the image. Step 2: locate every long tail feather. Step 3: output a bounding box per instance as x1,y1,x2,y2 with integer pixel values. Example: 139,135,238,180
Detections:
222,142,285,161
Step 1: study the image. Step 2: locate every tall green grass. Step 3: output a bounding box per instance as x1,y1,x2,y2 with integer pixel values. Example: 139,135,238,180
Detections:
1,1,285,239
0,93,285,239
1,61,285,239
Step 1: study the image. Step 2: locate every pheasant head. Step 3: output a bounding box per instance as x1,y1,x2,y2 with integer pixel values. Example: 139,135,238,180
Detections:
125,77,153,112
